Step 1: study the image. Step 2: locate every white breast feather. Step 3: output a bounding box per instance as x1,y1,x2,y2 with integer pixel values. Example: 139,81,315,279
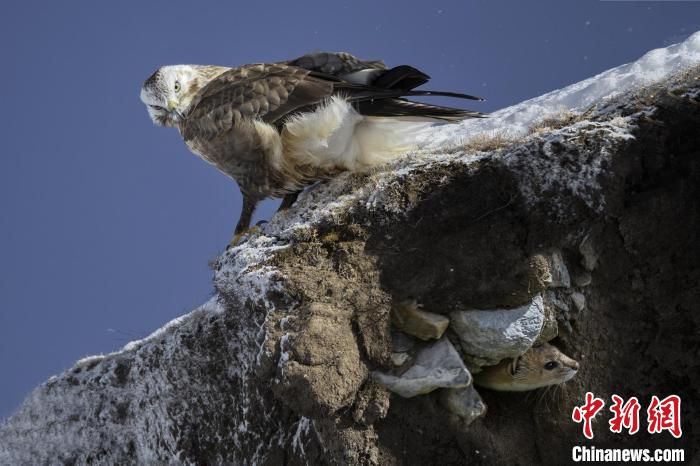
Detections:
281,97,434,172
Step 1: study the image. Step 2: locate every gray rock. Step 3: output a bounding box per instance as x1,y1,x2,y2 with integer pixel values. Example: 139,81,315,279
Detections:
391,330,415,352
373,338,471,398
571,292,586,312
547,290,570,313
391,301,450,340
439,386,487,425
391,352,410,367
579,233,599,271
548,251,571,288
561,319,574,335
450,295,545,365
459,354,489,374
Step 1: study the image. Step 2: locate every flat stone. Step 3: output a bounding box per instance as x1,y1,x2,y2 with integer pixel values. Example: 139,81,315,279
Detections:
439,386,487,424
579,233,599,271
391,352,410,367
571,292,586,312
373,338,471,398
391,301,450,341
450,294,545,365
548,251,571,288
547,290,569,312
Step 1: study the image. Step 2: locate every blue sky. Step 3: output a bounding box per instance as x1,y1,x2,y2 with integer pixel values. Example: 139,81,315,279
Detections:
1,0,698,419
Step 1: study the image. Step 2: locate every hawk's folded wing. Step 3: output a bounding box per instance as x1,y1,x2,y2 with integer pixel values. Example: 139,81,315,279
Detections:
283,51,387,75
180,63,338,141
180,62,483,141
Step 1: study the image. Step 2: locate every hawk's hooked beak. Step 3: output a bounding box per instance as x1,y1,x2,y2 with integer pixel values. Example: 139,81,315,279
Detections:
167,100,179,112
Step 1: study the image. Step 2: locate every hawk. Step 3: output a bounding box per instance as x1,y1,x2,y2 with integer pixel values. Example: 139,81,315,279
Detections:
140,52,483,243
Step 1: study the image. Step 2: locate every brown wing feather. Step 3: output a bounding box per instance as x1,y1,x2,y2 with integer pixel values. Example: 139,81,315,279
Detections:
180,62,483,141
180,63,335,141
283,51,387,75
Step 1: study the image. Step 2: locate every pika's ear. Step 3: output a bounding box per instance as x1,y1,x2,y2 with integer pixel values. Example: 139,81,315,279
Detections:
509,355,520,376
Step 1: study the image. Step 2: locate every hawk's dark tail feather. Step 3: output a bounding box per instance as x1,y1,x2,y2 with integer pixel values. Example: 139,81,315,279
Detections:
305,66,486,121
407,89,485,101
356,98,484,122
371,65,431,91
331,76,485,103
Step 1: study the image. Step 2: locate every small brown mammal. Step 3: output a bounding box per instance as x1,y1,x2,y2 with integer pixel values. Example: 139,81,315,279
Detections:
474,343,579,392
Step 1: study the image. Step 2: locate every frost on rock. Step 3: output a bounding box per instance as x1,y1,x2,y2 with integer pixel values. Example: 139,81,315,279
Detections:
0,231,313,465
499,119,635,214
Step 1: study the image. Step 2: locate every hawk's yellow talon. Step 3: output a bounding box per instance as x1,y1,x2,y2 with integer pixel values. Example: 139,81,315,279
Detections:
228,226,261,248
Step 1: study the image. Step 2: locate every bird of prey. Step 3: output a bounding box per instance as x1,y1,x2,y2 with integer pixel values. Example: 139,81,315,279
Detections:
140,52,483,243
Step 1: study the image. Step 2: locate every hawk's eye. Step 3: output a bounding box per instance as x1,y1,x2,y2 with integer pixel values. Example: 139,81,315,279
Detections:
544,361,558,370
174,81,181,93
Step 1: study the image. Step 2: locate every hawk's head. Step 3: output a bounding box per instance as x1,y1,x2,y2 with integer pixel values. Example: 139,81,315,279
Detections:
140,65,226,127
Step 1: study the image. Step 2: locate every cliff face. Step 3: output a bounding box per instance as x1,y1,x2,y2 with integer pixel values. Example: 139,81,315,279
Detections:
2,44,700,464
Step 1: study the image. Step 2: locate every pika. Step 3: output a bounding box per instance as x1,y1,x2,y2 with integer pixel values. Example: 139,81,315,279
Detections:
473,343,579,392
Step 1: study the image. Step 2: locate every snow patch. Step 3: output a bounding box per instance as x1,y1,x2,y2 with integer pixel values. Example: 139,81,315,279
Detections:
214,234,288,306
75,354,106,367
500,119,636,212
419,31,700,150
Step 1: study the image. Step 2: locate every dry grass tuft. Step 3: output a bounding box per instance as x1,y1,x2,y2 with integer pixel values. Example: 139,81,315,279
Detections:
437,111,589,156
440,129,525,155
528,110,585,135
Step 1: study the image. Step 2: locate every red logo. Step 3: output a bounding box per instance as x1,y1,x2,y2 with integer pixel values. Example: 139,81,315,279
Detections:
572,392,606,439
609,395,641,435
572,393,682,439
647,395,682,439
